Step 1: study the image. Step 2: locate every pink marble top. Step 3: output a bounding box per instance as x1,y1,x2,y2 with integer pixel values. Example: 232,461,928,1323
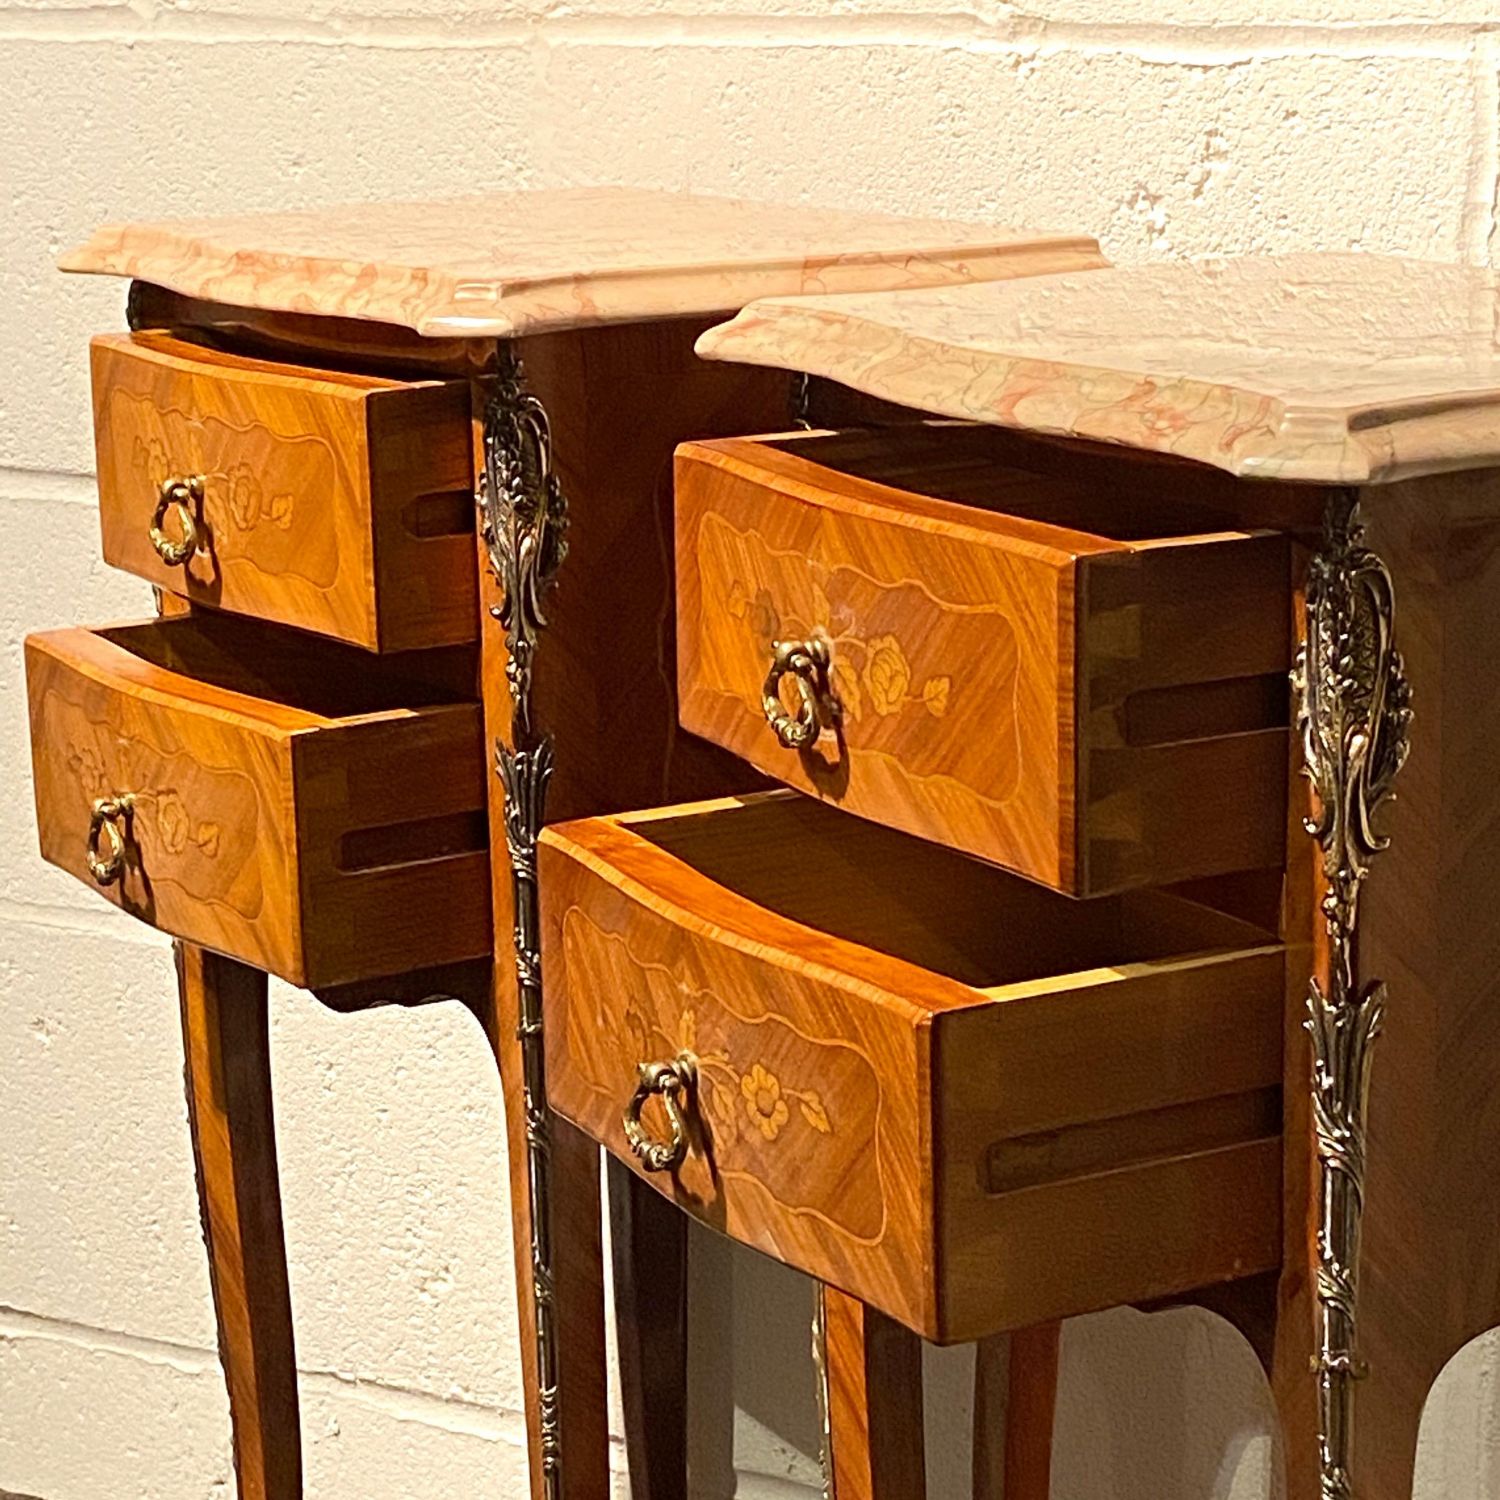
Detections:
697,253,1500,485
59,187,1103,340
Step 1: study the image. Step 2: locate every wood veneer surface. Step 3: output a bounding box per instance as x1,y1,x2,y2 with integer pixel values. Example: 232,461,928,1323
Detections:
26,614,488,986
676,426,1292,893
540,792,1286,1342
92,331,476,650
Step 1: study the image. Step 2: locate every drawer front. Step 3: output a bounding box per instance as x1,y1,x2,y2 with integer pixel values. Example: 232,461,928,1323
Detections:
675,435,1289,894
541,807,934,1334
92,333,476,651
540,794,1285,1341
26,619,489,987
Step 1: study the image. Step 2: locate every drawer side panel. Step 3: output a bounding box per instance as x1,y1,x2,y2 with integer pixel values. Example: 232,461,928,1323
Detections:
1077,534,1292,891
366,383,477,651
290,705,490,987
933,942,1286,1339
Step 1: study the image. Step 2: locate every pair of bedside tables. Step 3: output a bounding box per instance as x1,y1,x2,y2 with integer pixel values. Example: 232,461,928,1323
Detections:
28,194,1499,1500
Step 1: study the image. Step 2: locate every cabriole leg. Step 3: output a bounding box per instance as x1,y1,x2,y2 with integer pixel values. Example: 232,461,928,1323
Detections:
177,940,300,1500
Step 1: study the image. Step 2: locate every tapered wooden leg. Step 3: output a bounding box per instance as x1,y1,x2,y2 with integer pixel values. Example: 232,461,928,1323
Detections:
608,1156,688,1500
484,940,610,1500
972,1336,1008,1500
997,1325,1060,1500
822,1285,926,1500
177,941,300,1500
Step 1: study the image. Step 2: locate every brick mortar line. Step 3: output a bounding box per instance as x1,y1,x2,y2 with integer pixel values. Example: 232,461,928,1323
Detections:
0,468,97,507
0,1306,836,1484
0,1304,556,1448
0,9,1491,56
0,1301,818,1487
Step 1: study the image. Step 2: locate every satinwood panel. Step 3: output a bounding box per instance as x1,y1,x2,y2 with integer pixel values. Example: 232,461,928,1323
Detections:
675,425,1290,895
539,791,1286,1342
91,332,475,651
26,612,489,986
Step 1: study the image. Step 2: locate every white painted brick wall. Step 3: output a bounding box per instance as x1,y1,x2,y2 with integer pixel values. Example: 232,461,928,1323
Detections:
3,4,1499,1496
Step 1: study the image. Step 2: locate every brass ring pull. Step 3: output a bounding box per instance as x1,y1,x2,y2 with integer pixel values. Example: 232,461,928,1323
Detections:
87,795,133,886
762,637,834,750
150,476,204,567
622,1054,697,1173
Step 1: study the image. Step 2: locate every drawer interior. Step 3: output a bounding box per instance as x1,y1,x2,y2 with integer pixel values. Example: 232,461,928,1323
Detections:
95,613,475,720
624,792,1274,993
764,424,1246,542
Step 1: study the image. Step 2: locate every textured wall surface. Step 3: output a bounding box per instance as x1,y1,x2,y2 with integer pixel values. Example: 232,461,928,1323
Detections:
4,3,1500,1496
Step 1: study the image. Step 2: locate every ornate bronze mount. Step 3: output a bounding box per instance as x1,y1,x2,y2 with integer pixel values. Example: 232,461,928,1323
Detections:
812,1285,834,1500
479,347,568,742
1292,491,1412,1500
478,346,569,1499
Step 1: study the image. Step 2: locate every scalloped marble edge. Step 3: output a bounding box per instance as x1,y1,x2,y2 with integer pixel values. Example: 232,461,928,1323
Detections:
58,221,1106,340
696,299,1500,485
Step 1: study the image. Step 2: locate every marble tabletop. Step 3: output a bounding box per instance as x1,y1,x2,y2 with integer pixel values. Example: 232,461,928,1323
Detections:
60,187,1103,340
697,253,1500,484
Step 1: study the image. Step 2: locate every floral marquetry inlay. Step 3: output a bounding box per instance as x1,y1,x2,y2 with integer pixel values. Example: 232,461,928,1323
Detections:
728,578,951,726
560,908,887,1245
64,739,236,866
699,511,1015,799
109,385,344,588
130,434,299,537
633,1004,837,1152
35,683,265,922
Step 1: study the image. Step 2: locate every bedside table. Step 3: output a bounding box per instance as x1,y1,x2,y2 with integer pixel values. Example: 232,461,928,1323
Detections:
38,189,1103,1500
543,250,1497,1500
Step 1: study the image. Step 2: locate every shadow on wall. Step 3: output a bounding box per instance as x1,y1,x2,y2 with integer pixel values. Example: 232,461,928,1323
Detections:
1050,1306,1283,1500
687,1225,824,1497
684,1225,980,1498
683,1239,1286,1500
1414,1328,1500,1498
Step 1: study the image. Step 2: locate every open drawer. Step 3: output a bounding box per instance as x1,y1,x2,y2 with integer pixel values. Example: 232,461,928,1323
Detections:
540,791,1284,1342
675,423,1292,895
26,613,489,987
90,331,476,651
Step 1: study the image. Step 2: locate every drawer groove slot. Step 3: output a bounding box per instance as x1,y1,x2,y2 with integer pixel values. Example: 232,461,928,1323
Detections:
983,1086,1282,1196
337,809,488,872
1121,673,1290,748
